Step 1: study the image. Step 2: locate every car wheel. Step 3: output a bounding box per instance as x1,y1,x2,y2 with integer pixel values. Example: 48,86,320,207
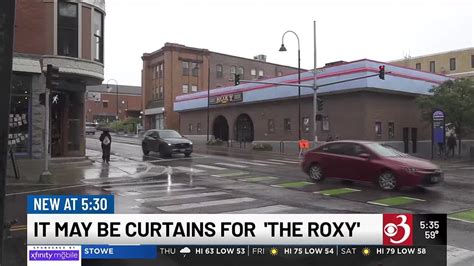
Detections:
142,144,149,155
308,164,324,182
378,171,398,191
184,152,191,157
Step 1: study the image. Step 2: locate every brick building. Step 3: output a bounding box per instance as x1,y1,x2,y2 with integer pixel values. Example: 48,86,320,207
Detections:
175,59,451,154
11,0,105,158
391,47,474,79
141,43,299,131
86,85,142,123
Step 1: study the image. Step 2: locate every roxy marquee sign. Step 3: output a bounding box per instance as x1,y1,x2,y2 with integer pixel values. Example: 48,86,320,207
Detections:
209,92,243,105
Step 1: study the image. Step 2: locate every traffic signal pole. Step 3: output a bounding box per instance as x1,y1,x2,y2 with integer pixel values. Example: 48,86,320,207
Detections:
40,65,59,182
0,1,16,264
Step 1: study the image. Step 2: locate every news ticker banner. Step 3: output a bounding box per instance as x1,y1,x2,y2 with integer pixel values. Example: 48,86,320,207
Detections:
26,195,447,264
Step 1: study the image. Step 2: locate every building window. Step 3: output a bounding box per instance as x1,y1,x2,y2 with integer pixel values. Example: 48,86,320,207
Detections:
188,123,193,132
216,64,223,78
268,119,275,133
230,65,236,78
258,70,264,78
159,86,164,99
471,55,474,68
277,71,283,77
284,118,291,131
449,58,456,71
251,69,257,77
57,1,78,57
191,85,198,92
237,66,244,79
191,62,199,77
388,122,395,139
375,121,382,137
322,116,330,131
93,10,104,62
429,61,435,73
415,63,421,70
196,123,201,133
182,61,189,76
158,64,164,78
102,100,108,108
182,84,189,94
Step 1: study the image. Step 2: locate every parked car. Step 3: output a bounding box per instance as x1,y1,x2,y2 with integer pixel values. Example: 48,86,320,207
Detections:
142,129,193,157
85,122,97,135
301,141,443,190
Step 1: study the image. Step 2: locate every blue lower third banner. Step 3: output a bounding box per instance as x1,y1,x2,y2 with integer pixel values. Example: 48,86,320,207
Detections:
82,245,157,259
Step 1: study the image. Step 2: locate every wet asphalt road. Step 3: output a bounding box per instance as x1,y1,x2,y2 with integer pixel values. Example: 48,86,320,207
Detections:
3,135,473,265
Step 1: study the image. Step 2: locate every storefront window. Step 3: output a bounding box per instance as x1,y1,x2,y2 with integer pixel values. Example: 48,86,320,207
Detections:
155,114,164,129
9,74,32,155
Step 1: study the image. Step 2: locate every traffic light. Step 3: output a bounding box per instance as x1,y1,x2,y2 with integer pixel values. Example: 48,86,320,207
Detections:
378,65,385,80
46,64,60,89
234,74,241,86
317,97,323,111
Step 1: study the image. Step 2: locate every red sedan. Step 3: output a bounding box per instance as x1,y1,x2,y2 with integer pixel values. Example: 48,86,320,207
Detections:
301,141,443,190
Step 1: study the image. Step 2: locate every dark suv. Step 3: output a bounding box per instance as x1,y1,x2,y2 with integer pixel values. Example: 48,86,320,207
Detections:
142,129,193,157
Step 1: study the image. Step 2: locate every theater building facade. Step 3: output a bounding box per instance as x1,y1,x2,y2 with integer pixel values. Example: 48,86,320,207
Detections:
174,59,450,152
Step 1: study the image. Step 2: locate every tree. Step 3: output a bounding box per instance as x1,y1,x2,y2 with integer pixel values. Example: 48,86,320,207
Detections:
416,78,474,155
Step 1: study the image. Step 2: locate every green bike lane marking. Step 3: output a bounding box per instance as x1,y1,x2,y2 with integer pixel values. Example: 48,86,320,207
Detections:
238,176,279,182
367,196,425,207
272,181,314,188
448,209,474,224
314,187,361,196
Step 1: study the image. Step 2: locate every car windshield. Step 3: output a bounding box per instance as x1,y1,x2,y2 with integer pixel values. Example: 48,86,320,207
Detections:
367,143,406,157
159,130,182,139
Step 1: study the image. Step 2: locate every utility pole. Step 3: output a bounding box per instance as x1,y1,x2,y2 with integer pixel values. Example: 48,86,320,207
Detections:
312,20,318,143
0,1,16,264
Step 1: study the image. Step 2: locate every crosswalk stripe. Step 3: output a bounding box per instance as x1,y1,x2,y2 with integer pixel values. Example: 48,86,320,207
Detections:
252,160,283,165
157,197,256,212
212,172,249,178
268,159,300,164
193,164,227,170
235,160,269,166
173,166,206,173
224,205,298,214
215,162,247,168
105,183,185,191
118,187,206,196
94,180,168,188
136,192,228,203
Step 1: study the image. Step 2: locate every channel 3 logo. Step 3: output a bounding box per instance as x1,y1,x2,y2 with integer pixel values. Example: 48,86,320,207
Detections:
383,214,413,246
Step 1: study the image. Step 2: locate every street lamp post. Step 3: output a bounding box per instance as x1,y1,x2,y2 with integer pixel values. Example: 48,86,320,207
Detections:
313,21,318,143
279,30,301,140
106,79,119,120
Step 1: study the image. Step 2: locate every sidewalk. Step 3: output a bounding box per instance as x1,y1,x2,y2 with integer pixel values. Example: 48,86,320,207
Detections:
5,150,166,189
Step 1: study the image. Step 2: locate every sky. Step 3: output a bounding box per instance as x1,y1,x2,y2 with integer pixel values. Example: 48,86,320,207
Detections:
104,0,473,86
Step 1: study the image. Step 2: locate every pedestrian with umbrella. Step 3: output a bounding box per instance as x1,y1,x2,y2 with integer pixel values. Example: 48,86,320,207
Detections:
99,128,112,164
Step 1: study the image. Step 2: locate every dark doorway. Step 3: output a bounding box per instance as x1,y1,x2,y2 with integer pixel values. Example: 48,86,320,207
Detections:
213,115,229,141
235,114,254,142
411,128,418,153
403,127,409,153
